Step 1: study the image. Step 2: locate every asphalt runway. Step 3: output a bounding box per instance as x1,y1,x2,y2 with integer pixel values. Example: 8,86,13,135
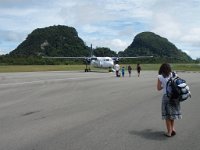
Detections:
0,71,199,150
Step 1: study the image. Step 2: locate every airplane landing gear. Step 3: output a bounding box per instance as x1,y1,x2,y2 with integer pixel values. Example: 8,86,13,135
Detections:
85,63,91,72
108,67,113,72
85,68,91,72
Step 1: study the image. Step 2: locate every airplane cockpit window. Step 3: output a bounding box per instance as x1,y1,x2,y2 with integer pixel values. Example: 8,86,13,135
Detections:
91,57,97,60
103,58,111,61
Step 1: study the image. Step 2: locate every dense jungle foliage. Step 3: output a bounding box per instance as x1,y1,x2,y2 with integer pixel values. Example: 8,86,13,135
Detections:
0,26,196,65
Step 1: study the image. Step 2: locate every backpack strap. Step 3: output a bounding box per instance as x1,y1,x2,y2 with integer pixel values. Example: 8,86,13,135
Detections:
166,77,172,98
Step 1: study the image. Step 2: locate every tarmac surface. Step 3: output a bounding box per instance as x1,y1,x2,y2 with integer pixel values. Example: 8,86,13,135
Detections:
0,70,200,150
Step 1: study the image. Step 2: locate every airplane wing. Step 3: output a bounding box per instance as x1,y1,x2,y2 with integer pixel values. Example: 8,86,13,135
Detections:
43,56,153,59
42,56,97,60
42,56,86,59
118,56,153,59
112,56,153,59
112,56,153,61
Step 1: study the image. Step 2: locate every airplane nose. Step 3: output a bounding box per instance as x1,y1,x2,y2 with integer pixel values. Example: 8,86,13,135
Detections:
110,61,114,67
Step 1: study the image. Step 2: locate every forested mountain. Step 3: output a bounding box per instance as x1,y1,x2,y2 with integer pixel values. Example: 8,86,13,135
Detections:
3,26,193,65
93,47,117,57
10,25,90,57
118,32,192,63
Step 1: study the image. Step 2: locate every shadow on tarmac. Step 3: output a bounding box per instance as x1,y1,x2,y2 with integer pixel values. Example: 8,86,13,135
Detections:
129,129,168,141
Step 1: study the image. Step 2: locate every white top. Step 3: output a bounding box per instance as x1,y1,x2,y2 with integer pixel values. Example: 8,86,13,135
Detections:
114,64,120,71
158,74,171,94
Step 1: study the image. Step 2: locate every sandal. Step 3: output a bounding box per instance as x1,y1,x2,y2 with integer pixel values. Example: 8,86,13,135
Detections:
164,133,172,137
171,131,176,136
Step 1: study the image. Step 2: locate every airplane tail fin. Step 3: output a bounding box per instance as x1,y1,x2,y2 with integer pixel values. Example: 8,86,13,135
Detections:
90,44,93,57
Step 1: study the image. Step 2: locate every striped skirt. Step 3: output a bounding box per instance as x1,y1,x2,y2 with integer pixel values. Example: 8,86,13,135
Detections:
162,94,182,120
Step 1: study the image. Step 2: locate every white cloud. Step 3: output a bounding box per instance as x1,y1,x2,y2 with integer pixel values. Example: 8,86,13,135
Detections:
86,38,129,52
110,39,129,51
81,25,103,34
0,8,37,16
0,50,5,55
0,0,26,2
181,28,200,46
182,50,190,55
152,13,182,40
59,1,112,26
0,0,200,59
184,49,200,59
0,30,25,42
0,48,8,55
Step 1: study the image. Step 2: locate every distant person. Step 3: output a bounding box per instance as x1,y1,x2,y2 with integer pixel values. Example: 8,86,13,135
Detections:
114,63,120,77
121,66,125,77
127,65,132,77
136,63,141,77
157,63,182,137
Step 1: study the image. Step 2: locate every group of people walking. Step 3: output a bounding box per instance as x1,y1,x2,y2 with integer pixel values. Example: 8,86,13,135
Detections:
114,63,141,77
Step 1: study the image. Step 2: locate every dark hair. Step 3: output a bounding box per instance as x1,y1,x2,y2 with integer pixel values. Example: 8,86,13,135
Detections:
158,63,172,77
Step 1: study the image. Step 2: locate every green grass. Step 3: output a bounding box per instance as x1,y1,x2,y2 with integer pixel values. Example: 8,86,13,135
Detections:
0,65,85,73
0,64,199,73
171,64,200,71
122,64,200,71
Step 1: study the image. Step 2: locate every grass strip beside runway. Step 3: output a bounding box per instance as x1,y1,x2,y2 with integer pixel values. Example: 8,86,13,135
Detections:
0,64,199,73
0,65,85,73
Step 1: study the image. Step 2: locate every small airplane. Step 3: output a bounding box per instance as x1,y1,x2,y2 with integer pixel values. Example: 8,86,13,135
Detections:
43,55,153,72
43,44,153,72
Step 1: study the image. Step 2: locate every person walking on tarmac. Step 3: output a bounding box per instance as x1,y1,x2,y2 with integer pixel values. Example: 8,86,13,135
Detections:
157,63,182,137
136,63,141,77
121,66,125,77
114,63,120,77
128,65,132,77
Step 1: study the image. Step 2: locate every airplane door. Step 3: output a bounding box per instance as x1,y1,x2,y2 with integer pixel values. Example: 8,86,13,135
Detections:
99,61,103,67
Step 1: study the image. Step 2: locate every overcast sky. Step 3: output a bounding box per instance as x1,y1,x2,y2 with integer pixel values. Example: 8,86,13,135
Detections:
0,0,200,59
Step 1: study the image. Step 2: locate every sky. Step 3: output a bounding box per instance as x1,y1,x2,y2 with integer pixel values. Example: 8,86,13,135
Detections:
0,0,200,59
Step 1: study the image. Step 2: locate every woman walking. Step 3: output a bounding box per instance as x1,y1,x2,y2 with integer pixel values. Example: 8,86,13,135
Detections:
128,65,132,77
157,63,182,137
136,64,141,77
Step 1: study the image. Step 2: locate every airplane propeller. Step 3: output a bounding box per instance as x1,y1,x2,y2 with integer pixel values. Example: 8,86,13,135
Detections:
112,57,120,64
85,57,91,64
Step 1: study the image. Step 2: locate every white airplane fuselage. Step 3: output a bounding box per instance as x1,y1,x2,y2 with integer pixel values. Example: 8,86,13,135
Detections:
90,57,114,68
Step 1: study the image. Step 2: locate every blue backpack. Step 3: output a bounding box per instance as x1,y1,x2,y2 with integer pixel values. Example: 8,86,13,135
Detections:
166,72,191,102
